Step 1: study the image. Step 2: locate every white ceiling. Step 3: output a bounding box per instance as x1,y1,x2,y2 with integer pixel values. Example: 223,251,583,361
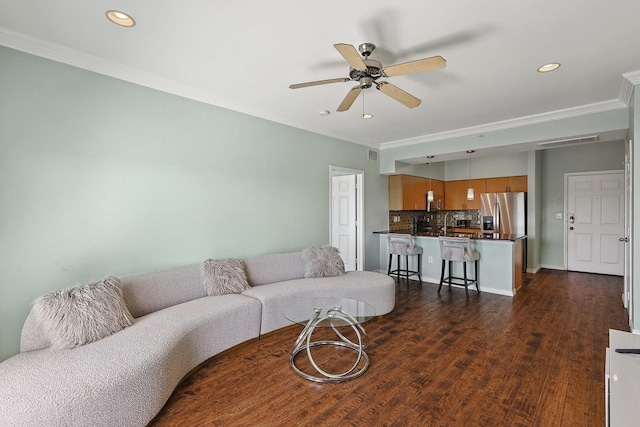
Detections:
2,0,640,162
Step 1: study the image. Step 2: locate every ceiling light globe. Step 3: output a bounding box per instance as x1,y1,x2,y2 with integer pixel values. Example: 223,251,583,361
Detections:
106,10,136,27
537,63,561,73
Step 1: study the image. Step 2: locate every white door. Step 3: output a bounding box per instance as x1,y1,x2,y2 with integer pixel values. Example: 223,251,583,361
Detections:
331,174,357,271
567,172,624,275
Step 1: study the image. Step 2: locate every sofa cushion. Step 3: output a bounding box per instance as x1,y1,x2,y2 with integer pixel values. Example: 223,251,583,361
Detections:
243,252,306,286
202,258,250,296
242,270,396,335
31,276,134,349
302,246,345,278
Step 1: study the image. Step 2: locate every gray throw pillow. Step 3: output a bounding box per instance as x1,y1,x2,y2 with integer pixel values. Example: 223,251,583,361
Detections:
32,276,135,349
302,246,346,278
202,258,250,296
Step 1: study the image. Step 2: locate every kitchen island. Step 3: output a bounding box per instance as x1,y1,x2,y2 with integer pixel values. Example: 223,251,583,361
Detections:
375,230,526,296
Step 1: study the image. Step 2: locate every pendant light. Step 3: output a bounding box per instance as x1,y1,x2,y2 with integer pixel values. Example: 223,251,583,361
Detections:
426,156,434,202
466,150,475,200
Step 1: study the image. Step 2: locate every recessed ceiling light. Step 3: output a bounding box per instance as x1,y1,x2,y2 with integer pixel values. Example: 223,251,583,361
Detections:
106,10,136,27
537,63,561,73
319,110,330,116
361,113,373,119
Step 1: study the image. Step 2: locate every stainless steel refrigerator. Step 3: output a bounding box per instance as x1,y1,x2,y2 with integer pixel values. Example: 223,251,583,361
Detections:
480,192,526,235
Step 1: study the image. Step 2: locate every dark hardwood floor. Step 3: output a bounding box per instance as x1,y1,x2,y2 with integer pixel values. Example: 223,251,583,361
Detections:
150,269,628,426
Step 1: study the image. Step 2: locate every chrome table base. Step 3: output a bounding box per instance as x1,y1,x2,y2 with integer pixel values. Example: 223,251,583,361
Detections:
290,305,369,383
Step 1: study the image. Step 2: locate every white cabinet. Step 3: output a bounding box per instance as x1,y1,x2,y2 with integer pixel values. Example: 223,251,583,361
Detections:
606,329,640,426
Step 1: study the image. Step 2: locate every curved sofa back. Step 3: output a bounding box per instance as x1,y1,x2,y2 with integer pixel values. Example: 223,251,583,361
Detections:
20,252,304,352
20,263,205,352
119,263,204,318
243,251,305,286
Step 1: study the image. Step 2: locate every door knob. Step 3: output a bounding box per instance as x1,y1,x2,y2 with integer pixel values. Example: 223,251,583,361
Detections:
619,237,629,242
569,226,574,230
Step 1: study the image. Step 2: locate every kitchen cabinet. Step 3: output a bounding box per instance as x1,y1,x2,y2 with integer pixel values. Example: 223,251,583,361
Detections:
427,179,445,210
403,175,427,210
389,175,426,211
485,175,528,193
444,179,485,210
389,175,445,211
390,174,526,212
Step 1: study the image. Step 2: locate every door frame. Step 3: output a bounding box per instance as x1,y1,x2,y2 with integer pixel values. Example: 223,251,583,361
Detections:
624,139,633,329
329,165,364,271
563,169,625,272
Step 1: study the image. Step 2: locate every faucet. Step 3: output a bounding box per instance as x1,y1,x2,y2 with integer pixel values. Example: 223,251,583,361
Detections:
442,212,452,233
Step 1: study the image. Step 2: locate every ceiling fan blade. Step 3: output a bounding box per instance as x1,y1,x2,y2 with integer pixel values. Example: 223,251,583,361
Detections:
377,82,421,108
337,86,363,112
334,43,367,71
382,55,446,77
289,78,350,89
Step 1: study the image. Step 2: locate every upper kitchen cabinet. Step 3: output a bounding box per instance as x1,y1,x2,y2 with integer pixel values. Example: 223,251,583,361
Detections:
444,179,486,210
389,175,428,211
427,179,445,210
485,175,528,193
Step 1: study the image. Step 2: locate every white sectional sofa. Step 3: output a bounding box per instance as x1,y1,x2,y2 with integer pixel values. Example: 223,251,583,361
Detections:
0,251,395,426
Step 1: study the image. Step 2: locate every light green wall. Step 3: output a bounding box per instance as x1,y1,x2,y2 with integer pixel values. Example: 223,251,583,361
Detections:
443,151,529,181
0,46,389,362
540,141,625,268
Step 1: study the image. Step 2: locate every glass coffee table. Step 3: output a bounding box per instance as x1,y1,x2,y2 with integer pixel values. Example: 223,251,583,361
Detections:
283,297,376,383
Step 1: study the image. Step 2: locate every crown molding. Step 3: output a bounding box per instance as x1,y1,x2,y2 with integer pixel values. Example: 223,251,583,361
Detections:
620,70,640,105
0,26,216,102
380,99,627,150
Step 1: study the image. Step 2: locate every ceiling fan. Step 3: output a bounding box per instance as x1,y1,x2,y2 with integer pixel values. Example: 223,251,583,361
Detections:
289,43,446,112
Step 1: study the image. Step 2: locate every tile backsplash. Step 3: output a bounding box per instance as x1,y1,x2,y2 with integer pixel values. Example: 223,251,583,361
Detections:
389,210,481,232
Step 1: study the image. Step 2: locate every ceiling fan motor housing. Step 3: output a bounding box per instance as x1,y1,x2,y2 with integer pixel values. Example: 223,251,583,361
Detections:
349,58,382,82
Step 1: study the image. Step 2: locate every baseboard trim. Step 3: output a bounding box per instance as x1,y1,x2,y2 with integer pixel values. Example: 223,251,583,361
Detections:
540,264,566,271
387,274,515,297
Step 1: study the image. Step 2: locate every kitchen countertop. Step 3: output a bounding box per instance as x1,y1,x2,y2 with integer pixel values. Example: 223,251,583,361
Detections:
374,229,527,242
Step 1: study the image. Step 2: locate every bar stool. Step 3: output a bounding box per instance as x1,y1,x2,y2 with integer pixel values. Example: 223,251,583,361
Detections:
387,234,423,283
438,236,480,296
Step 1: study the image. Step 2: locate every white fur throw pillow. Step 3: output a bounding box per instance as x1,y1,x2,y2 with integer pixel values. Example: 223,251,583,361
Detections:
32,276,134,349
202,258,250,296
302,246,346,278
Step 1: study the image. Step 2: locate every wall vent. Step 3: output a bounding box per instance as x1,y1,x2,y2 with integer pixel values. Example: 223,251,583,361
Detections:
537,135,599,148
368,149,378,161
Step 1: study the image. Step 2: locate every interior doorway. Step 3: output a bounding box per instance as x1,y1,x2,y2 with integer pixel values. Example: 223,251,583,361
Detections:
330,166,364,271
565,170,625,276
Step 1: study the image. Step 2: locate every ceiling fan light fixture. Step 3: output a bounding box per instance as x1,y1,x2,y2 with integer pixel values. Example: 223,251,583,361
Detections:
537,63,560,73
106,10,136,27
361,90,372,119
